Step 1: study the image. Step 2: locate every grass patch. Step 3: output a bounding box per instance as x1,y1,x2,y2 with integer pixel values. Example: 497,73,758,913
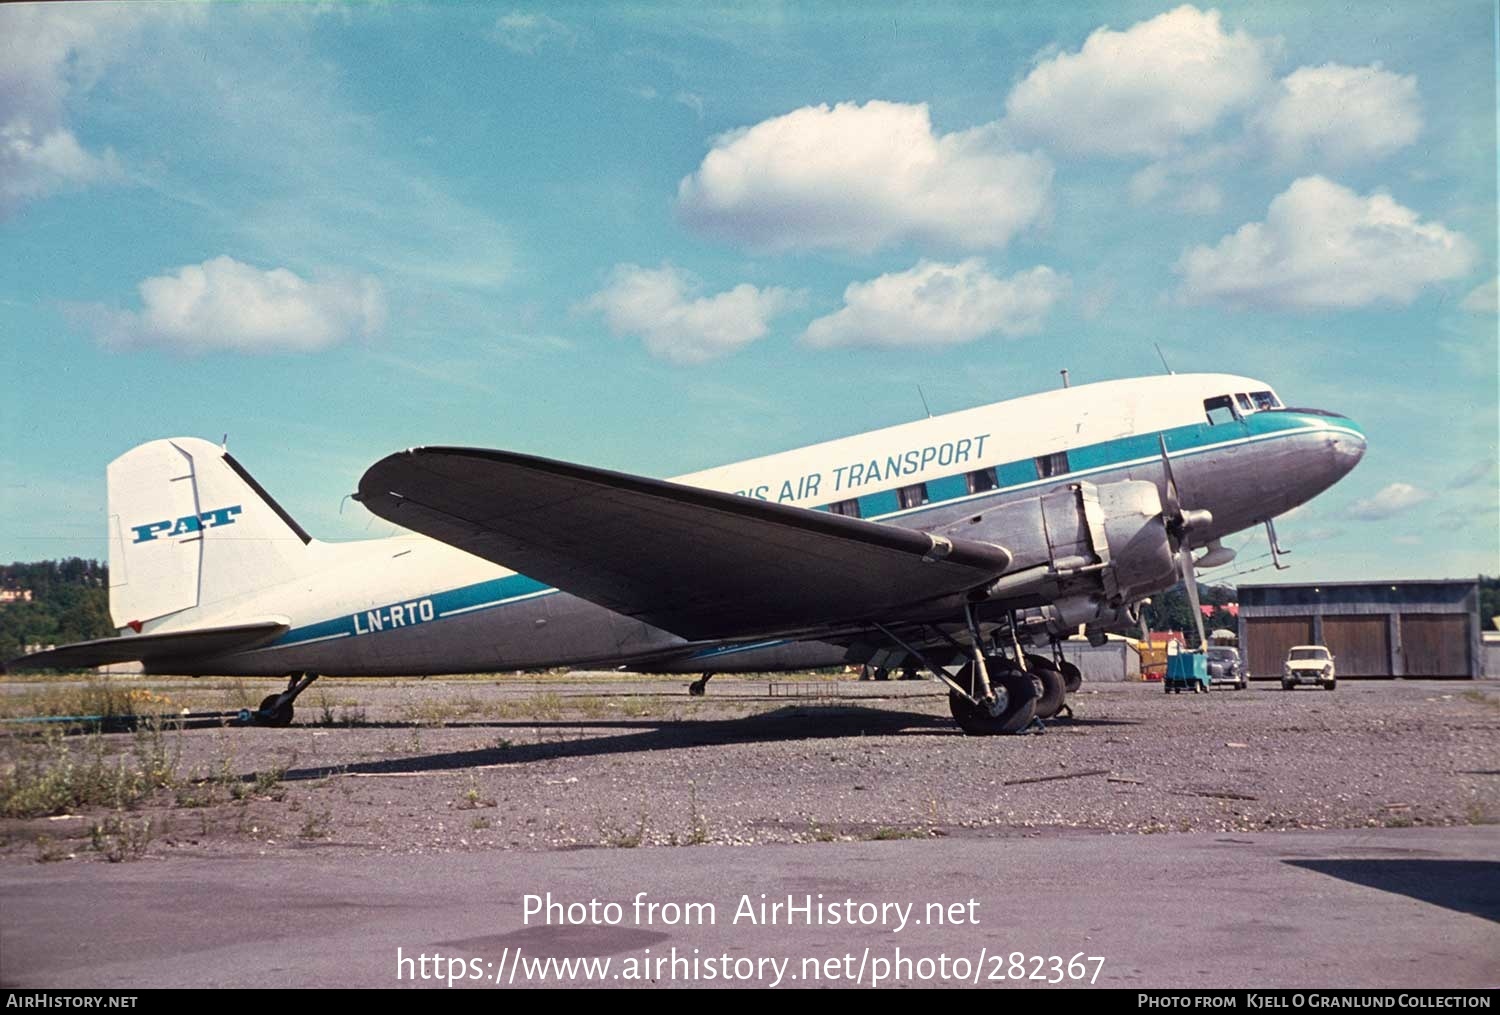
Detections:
869,826,927,841
0,681,176,721
298,808,333,841
1460,689,1499,710
456,773,497,810
89,813,156,862
599,809,649,848
0,720,181,819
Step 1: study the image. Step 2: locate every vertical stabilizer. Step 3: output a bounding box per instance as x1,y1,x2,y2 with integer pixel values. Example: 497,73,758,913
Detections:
107,438,312,630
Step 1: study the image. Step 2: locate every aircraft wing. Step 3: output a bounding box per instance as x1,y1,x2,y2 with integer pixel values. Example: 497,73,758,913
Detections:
358,447,1013,642
4,620,290,673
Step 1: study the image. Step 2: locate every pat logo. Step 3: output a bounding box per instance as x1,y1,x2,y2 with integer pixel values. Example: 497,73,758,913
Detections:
131,505,243,544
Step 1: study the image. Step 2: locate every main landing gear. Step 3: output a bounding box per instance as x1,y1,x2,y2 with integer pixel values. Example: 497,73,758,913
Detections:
688,673,712,696
947,664,1037,735
876,605,1077,736
242,672,320,727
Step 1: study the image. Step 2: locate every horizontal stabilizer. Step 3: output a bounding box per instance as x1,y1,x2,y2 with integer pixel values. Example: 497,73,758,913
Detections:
358,446,1013,641
4,620,289,673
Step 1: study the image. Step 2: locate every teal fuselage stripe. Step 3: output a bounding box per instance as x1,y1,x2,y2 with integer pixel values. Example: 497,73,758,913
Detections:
840,411,1345,520
268,411,1348,651
271,572,551,647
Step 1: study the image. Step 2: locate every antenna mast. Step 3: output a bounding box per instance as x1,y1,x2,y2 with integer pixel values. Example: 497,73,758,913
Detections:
916,385,933,419
1154,343,1175,375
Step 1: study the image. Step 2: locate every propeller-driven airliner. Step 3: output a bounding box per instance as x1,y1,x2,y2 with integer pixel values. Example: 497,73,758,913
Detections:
8,373,1365,735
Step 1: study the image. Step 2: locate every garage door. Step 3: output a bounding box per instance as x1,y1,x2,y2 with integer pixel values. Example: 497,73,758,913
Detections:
1245,616,1313,678
1323,615,1392,677
1400,614,1471,677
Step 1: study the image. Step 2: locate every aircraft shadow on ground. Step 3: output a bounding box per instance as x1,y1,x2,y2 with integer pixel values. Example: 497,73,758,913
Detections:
274,706,1137,783
1284,859,1500,923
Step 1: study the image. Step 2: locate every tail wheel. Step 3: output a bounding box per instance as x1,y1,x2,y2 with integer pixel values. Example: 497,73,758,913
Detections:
257,694,294,727
948,665,1037,736
1024,655,1067,720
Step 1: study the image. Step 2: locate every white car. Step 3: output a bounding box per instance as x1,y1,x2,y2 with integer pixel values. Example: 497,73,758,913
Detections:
1282,645,1336,690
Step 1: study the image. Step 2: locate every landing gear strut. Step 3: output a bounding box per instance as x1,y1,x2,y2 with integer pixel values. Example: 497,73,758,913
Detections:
246,672,319,727
688,673,712,696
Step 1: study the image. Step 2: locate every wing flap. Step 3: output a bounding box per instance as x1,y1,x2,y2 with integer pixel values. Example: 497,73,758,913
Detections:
358,447,1011,641
4,620,290,672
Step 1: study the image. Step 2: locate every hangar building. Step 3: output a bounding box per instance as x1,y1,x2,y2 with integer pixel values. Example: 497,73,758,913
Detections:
1236,579,1482,680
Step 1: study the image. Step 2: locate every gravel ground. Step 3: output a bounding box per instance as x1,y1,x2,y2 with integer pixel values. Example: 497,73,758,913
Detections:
1,674,1496,863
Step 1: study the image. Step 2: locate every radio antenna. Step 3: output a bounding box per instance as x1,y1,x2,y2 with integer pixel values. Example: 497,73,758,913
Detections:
916,384,933,419
1154,343,1175,375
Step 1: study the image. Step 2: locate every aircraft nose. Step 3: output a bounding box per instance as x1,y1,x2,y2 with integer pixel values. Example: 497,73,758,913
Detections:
1328,418,1366,476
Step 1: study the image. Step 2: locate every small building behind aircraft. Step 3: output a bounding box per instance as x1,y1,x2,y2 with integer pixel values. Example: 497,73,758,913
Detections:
1236,579,1482,680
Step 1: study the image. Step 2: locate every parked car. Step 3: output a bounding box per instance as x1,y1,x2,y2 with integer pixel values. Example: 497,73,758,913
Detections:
1282,645,1336,690
1207,646,1247,689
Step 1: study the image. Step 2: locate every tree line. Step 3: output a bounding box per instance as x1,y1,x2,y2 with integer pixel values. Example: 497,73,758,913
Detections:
0,559,113,658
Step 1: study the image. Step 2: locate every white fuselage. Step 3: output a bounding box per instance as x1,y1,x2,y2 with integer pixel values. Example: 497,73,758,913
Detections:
129,373,1365,676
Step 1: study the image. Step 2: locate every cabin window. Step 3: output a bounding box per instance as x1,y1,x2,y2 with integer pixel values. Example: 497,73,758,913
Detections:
1035,451,1070,479
1203,395,1237,426
1235,393,1254,412
827,498,861,518
966,467,999,494
1250,390,1280,410
898,483,929,510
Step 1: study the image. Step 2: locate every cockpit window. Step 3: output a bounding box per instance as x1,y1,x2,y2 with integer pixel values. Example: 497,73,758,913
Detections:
1250,390,1281,410
1203,395,1237,426
1235,393,1254,412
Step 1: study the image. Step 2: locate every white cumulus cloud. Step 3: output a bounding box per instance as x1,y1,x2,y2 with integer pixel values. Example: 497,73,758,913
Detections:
79,256,386,353
1004,5,1270,158
1461,277,1497,314
490,12,575,55
803,260,1067,349
676,100,1052,253
1175,176,1474,309
586,263,803,365
0,4,137,217
1255,63,1421,165
1346,483,1432,521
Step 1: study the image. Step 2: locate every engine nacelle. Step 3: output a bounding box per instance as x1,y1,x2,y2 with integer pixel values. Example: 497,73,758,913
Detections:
948,479,1176,634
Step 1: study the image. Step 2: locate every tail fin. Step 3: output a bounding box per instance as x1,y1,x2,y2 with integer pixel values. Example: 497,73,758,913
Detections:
107,438,313,630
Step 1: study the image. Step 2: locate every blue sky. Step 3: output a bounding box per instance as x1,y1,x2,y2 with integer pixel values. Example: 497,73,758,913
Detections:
1,1,1495,585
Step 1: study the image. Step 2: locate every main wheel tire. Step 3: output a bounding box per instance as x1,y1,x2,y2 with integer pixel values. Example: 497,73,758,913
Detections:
1024,655,1067,720
257,693,293,727
1059,660,1082,694
948,666,1037,736
1282,681,1293,691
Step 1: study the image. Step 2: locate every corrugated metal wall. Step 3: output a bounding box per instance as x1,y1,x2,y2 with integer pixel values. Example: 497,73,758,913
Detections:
1323,615,1391,677
1058,640,1141,682
1400,614,1472,676
1245,617,1313,678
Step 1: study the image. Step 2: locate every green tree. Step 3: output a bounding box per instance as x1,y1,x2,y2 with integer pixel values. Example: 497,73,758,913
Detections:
0,559,113,658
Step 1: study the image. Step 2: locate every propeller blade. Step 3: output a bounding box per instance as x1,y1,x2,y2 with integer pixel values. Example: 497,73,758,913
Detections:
1178,543,1207,649
1157,433,1214,547
1157,434,1182,519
